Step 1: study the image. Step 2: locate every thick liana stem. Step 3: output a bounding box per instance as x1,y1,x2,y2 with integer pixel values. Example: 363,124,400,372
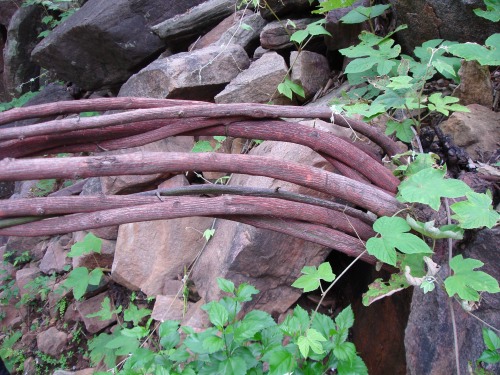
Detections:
0,152,404,216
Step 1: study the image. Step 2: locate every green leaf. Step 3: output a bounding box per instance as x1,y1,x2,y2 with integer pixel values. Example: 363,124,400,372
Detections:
218,357,247,375
202,334,225,354
265,348,296,375
86,297,122,321
121,326,149,340
88,330,121,368
290,29,309,44
444,255,500,301
386,75,414,90
333,341,356,362
203,228,215,241
306,21,331,37
159,320,180,350
406,215,464,240
33,179,56,197
385,119,414,143
366,217,433,266
335,305,355,332
192,140,214,153
278,78,305,100
447,34,500,66
236,283,259,302
292,262,335,292
483,328,500,351
123,303,151,325
478,349,500,364
362,273,409,306
451,191,500,229
312,0,357,14
344,102,386,120
67,233,102,258
474,0,500,22
397,167,471,210
63,267,90,300
340,4,391,24
234,310,276,342
217,278,235,294
204,302,228,328
311,312,335,339
427,93,470,116
337,354,368,375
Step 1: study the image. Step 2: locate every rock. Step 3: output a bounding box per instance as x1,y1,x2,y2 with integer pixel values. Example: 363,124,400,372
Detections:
0,0,22,27
405,227,500,375
152,0,240,40
259,0,314,21
260,18,319,50
53,369,95,375
111,175,213,296
76,291,117,334
3,4,44,98
151,295,186,322
79,178,118,240
290,50,330,101
63,301,82,323
31,0,207,91
162,279,184,296
440,104,500,161
215,51,292,104
48,280,72,319
118,44,250,101
324,0,369,51
389,0,499,54
100,137,194,195
191,141,334,315
5,235,48,262
253,46,269,59
0,303,22,332
181,299,210,332
211,12,267,53
71,231,115,270
36,327,68,356
39,235,72,274
15,266,41,298
454,60,493,107
23,357,36,375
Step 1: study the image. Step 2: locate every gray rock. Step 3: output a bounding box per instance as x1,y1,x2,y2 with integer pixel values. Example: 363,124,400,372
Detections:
260,18,319,50
405,227,500,375
15,267,41,298
3,4,44,98
31,0,207,91
290,50,330,101
111,174,213,296
118,44,250,101
215,51,291,104
36,327,68,356
151,295,187,322
212,12,267,52
76,291,117,333
0,0,22,27
455,60,493,108
191,141,334,315
39,235,72,274
389,0,499,54
152,0,240,40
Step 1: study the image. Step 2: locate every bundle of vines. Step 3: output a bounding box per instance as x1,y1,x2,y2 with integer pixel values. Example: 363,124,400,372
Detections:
0,97,406,265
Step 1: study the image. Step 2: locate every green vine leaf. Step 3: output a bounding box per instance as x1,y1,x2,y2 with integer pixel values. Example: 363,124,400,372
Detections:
191,140,214,153
450,191,500,229
444,255,500,301
312,0,357,14
474,0,500,22
478,328,500,364
68,233,102,258
63,267,104,300
397,167,471,210
447,33,500,66
340,4,391,24
427,93,470,116
123,303,151,326
362,272,409,306
366,217,433,267
385,119,414,143
298,329,326,358
278,78,305,100
86,297,122,321
292,262,335,292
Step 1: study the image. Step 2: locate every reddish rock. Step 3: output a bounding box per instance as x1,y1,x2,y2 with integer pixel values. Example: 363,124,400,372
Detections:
36,327,68,356
76,292,117,334
151,295,187,322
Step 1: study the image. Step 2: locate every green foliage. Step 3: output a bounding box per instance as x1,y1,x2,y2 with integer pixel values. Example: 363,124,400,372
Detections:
23,0,79,38
291,262,335,292
278,77,305,100
366,216,432,267
444,255,500,301
427,93,470,116
0,331,24,373
67,232,102,257
63,266,104,300
362,272,409,306
405,216,464,240
32,179,57,197
192,136,227,152
86,278,365,374
397,167,471,210
0,91,38,112
123,303,152,326
86,296,122,320
289,19,331,45
203,228,215,241
478,328,500,364
312,0,357,14
450,191,500,229
447,34,500,66
474,0,500,22
340,4,391,24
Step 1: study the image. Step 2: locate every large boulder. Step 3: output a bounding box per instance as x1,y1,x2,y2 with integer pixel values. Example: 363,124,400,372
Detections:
0,0,22,27
389,0,498,53
191,140,336,315
118,44,250,100
3,4,44,98
405,227,500,374
31,0,207,91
